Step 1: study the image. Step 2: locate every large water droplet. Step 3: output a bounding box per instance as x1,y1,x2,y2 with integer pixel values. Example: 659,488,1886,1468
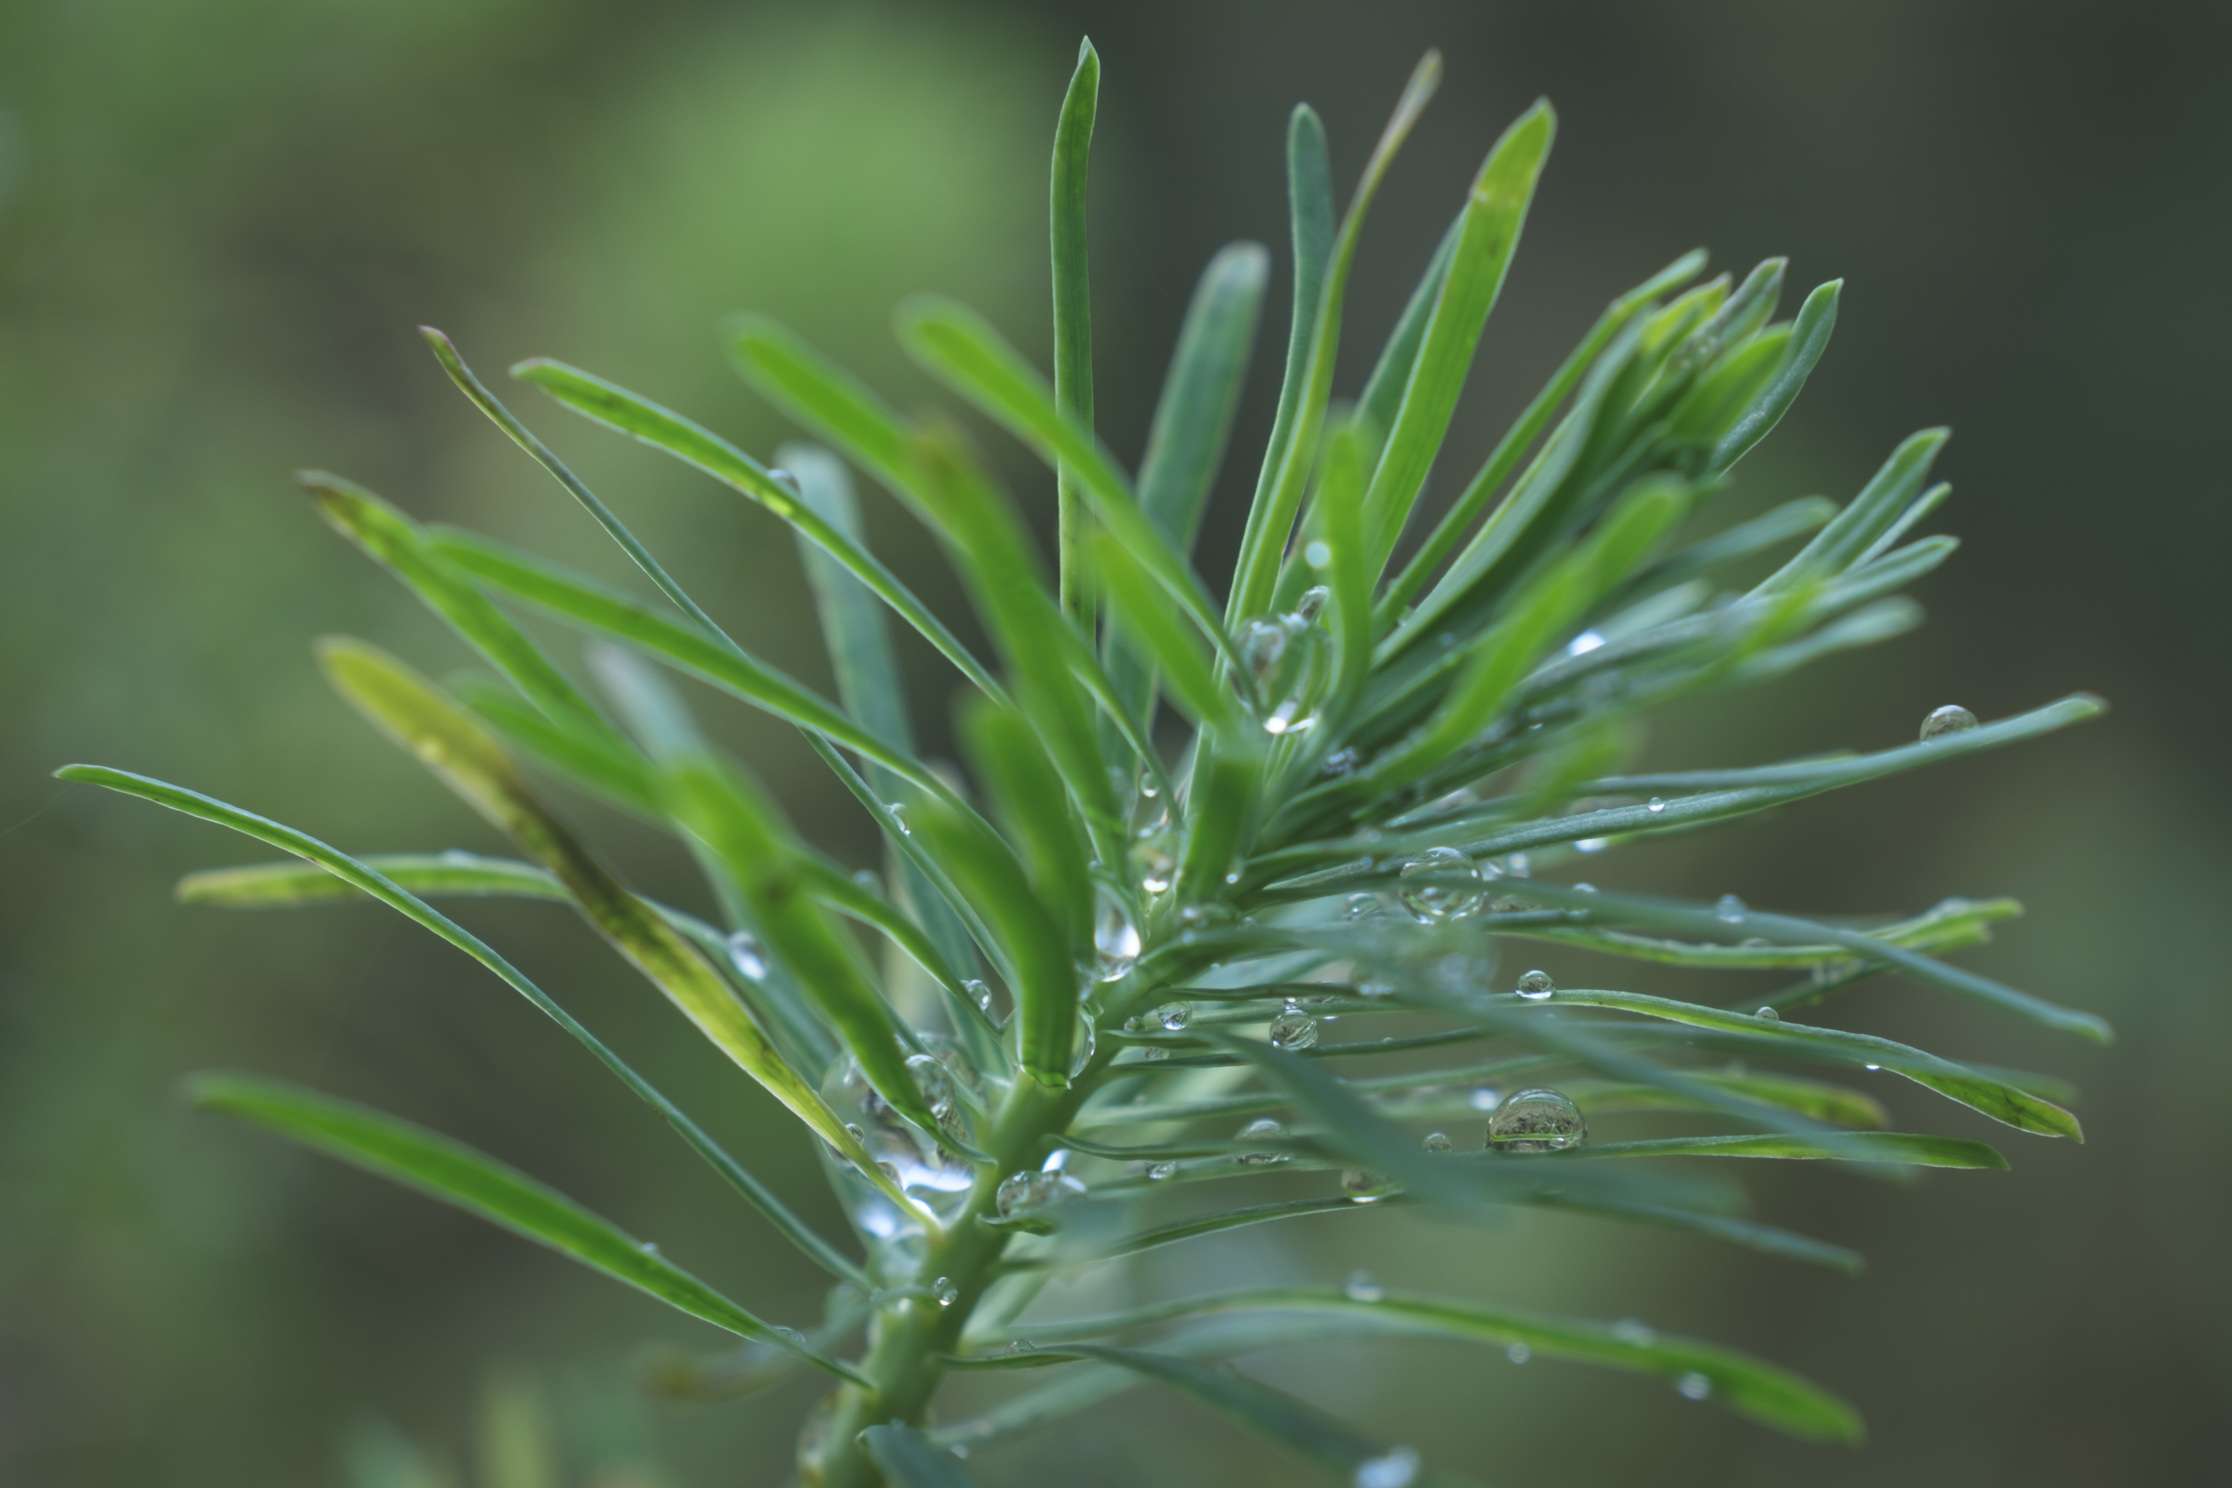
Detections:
1396,845,1485,923
1092,889,1142,982
1919,703,1978,740
1268,1003,1320,1051
725,930,768,980
1486,1087,1587,1152
1354,1447,1421,1488
1514,968,1555,1002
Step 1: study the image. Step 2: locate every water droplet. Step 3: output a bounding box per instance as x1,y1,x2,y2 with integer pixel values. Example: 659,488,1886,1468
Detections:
1396,846,1485,923
1575,836,1609,855
1005,1338,1038,1357
638,1240,662,1257
1320,746,1361,778
1145,1160,1177,1182
885,803,911,836
1130,831,1176,896
1422,1130,1453,1153
963,977,995,1014
1864,1062,1882,1072
725,931,768,980
1514,968,1555,1002
1240,617,1290,682
1354,1447,1420,1488
1237,1116,1283,1142
1755,1004,1780,1021
1613,1318,1657,1346
1344,891,1382,922
994,1169,1085,1219
904,1051,958,1122
1304,539,1334,570
1341,1168,1388,1203
1486,1088,1587,1152
1676,1371,1713,1401
1139,1002,1185,1036
932,1276,958,1308
1919,703,1978,740
1344,1268,1385,1302
1295,584,1331,625
1646,796,1666,815
1506,1341,1533,1365
1565,629,1607,657
1268,1004,1320,1051
1358,977,1396,1000
1092,889,1142,982
1468,1085,1501,1112
1715,893,1747,924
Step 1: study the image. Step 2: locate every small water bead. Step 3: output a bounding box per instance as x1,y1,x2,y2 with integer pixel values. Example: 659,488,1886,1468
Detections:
1676,1371,1714,1402
1565,629,1607,657
1344,891,1383,922
1344,1269,1385,1303
1754,1005,1781,1021
964,977,995,1014
1239,616,1291,682
931,1276,958,1309
1468,1085,1501,1113
1341,1168,1390,1203
1919,703,1978,741
1237,1117,1284,1142
994,1169,1085,1219
1294,584,1331,624
1320,746,1361,779
1397,846,1486,923
1422,1130,1454,1153
725,931,768,981
1506,1342,1533,1365
1130,831,1177,896
903,1051,958,1122
884,802,911,835
1154,1001,1192,1032
1514,968,1556,1002
1486,1087,1587,1152
1268,1004,1320,1051
1092,889,1143,982
1304,539,1334,570
1612,1318,1657,1346
1575,836,1609,855
1715,893,1747,924
1647,796,1667,815
1145,1160,1178,1182
1354,1446,1421,1488
1357,977,1396,1001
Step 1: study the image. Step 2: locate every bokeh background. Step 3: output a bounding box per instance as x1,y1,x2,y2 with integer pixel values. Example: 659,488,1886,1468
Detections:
4,1,2226,1483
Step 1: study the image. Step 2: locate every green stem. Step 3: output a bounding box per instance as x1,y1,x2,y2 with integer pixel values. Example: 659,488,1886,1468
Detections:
801,1071,1093,1485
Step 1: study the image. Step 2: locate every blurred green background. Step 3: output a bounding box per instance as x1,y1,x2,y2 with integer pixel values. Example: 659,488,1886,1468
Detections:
4,1,2225,1482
